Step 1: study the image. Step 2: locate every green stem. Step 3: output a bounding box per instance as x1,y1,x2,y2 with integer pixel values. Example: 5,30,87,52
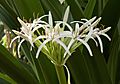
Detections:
55,65,66,84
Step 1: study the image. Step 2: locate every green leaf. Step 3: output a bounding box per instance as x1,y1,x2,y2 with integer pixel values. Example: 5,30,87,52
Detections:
65,0,84,20
12,0,44,19
107,27,120,84
84,0,96,18
38,53,59,84
101,0,120,34
67,42,112,84
21,43,45,84
100,0,120,61
21,43,58,84
0,5,19,29
0,44,38,84
0,73,16,84
40,0,64,20
0,78,10,84
67,47,92,84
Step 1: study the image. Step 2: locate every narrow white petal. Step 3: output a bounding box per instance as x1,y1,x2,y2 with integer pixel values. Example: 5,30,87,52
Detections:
17,39,25,58
77,38,93,56
85,27,94,42
64,39,74,58
33,35,47,42
54,39,71,55
63,6,70,23
91,17,101,27
10,36,20,48
38,15,48,20
91,37,98,46
71,21,84,24
12,30,28,40
37,20,49,25
36,39,51,58
63,22,73,32
100,33,111,41
32,26,42,33
55,21,73,32
60,31,72,37
17,17,27,28
100,27,111,33
89,16,96,23
64,65,71,84
48,11,53,27
93,28,99,32
81,18,88,22
95,34,103,53
59,0,65,4
12,30,20,35
75,23,79,35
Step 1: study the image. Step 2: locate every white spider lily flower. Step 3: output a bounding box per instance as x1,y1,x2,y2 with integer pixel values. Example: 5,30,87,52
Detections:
10,17,46,58
63,22,93,58
35,11,71,58
64,17,111,58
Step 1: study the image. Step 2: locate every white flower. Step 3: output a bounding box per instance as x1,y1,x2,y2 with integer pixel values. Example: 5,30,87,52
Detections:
10,16,47,58
35,11,72,58
63,17,97,59
63,17,111,61
85,26,111,53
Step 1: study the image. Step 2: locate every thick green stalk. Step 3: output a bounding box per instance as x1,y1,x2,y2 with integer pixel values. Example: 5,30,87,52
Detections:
55,65,66,84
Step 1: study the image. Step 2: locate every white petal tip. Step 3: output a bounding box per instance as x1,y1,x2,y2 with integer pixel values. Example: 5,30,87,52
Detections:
90,53,93,56
107,27,111,30
36,55,39,59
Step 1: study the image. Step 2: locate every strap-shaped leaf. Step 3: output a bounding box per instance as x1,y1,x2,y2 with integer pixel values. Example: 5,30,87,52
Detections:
66,0,84,20
84,0,96,18
40,0,64,20
0,73,16,84
21,43,58,84
0,44,38,84
107,27,120,84
12,0,44,19
0,5,19,29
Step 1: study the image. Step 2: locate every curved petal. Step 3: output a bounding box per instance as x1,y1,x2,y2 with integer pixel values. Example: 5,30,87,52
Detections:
38,15,48,21
36,39,51,58
37,20,49,25
100,33,111,41
17,39,25,58
54,39,71,55
10,36,20,48
95,34,103,53
64,65,71,84
55,21,73,32
90,37,98,46
12,30,28,40
71,20,84,23
77,38,93,56
64,39,75,58
33,35,47,42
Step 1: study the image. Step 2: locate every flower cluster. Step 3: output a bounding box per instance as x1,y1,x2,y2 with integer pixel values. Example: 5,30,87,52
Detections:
10,6,111,65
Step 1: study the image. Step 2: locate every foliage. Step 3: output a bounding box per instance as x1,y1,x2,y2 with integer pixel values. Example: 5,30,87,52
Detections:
0,0,120,84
